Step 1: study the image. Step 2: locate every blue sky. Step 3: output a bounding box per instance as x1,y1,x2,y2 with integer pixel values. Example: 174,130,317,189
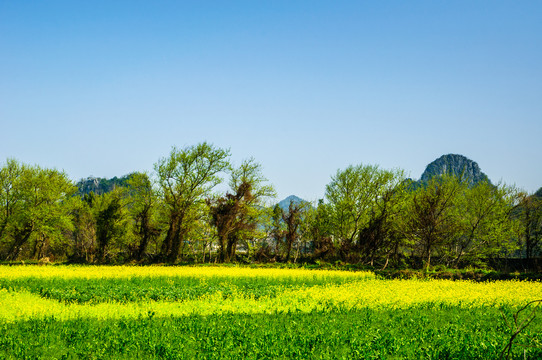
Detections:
1,1,541,201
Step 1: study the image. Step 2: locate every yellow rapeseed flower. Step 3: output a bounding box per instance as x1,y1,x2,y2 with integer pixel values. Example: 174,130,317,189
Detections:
0,266,540,322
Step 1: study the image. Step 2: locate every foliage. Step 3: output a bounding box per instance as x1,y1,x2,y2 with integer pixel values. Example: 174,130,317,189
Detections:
325,164,406,262
1,265,542,359
94,188,129,262
449,181,520,265
0,151,539,269
3,308,541,359
0,159,75,261
400,174,466,269
0,265,540,316
155,143,230,262
516,192,542,259
304,199,334,259
126,172,161,261
281,200,309,262
209,158,275,262
500,299,542,359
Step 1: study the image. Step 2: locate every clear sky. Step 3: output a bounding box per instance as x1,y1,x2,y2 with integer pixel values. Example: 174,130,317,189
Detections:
1,1,541,201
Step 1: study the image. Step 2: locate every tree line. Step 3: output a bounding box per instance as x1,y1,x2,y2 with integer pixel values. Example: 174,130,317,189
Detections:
1,142,541,269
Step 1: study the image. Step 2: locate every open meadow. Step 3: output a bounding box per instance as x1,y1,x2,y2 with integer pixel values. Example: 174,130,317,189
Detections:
0,265,541,359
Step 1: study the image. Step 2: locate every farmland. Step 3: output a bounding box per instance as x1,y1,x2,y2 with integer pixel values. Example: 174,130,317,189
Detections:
1,266,541,359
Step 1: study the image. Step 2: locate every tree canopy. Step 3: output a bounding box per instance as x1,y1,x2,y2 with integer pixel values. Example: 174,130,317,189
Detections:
0,148,537,270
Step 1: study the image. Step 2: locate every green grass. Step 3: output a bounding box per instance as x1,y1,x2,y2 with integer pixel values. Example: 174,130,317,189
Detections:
0,274,366,304
2,266,541,359
1,307,540,359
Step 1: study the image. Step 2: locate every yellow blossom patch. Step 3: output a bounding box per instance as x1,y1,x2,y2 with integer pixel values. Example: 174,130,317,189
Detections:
0,266,540,323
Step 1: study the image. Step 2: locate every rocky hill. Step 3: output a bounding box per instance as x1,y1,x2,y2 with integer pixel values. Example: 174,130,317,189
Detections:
76,174,135,196
420,154,490,185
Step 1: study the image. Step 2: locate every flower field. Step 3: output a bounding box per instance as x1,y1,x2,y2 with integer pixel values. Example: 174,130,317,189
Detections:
1,265,541,359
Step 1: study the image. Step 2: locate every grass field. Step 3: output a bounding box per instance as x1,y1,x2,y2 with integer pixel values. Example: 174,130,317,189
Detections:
1,265,541,359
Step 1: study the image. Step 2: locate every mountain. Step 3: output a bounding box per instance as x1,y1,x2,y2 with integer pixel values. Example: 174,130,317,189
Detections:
420,154,490,185
76,174,135,196
277,195,307,211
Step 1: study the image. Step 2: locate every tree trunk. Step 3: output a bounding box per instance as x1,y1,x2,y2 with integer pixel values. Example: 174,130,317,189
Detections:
161,212,184,263
285,234,294,262
380,255,389,271
224,235,238,263
274,234,281,259
33,235,45,260
525,210,532,259
227,238,237,262
218,234,229,262
425,250,432,270
6,225,33,261
167,230,182,263
136,208,151,261
160,219,175,258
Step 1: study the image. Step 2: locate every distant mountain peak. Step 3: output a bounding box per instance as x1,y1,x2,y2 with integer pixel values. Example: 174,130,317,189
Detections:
76,174,135,196
277,195,306,211
420,154,490,185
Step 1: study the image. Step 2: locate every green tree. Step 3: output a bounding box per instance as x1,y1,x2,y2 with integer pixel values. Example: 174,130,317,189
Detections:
357,183,409,268
282,200,308,262
270,203,284,259
0,159,76,261
186,204,215,263
156,143,230,263
95,188,128,263
304,199,334,259
325,164,405,261
209,158,275,262
70,194,97,262
126,172,161,261
0,159,27,259
517,190,542,259
401,175,465,269
447,181,520,266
